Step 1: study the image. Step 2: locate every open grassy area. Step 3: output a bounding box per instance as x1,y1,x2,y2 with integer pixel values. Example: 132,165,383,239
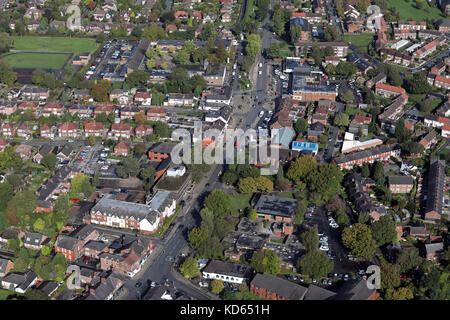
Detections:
230,193,252,216
2,52,70,69
343,33,374,49
12,36,97,53
0,289,11,300
277,192,294,199
387,0,444,20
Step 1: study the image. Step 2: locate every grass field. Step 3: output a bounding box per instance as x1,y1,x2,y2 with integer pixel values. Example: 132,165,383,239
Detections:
230,193,252,216
343,33,374,49
387,0,444,20
2,52,70,69
12,36,97,53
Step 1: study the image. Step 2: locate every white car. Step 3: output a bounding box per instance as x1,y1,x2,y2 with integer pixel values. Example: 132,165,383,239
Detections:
258,111,264,118
258,70,262,75
330,223,339,229
198,282,208,288
319,244,329,251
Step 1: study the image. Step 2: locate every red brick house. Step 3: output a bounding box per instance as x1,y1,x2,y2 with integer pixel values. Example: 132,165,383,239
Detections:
84,121,105,137
146,107,167,122
108,123,133,139
40,123,53,139
388,176,414,194
58,122,79,138
114,140,129,156
42,102,64,117
375,83,406,98
94,105,114,116
250,273,308,300
134,124,153,138
147,142,177,162
1,123,15,137
134,92,152,106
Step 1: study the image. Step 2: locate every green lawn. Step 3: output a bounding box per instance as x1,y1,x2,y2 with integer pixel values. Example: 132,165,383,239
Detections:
230,193,253,216
12,36,97,53
277,192,294,199
343,33,374,49
2,52,70,69
387,0,445,20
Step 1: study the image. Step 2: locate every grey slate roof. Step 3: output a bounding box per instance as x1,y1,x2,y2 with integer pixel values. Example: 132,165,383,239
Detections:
254,195,298,218
303,284,337,300
388,175,414,186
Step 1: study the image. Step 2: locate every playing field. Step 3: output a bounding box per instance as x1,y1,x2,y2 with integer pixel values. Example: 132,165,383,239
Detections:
343,33,374,49
1,52,71,69
387,0,444,21
11,36,97,53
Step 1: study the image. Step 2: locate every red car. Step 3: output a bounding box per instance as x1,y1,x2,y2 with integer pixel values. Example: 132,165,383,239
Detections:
77,158,83,162
400,274,408,279
72,198,80,203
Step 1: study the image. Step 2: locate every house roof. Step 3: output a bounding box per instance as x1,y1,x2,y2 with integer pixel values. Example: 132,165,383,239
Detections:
251,273,308,300
149,142,177,154
254,195,298,218
388,175,414,186
304,284,336,300
425,242,444,255
203,260,251,278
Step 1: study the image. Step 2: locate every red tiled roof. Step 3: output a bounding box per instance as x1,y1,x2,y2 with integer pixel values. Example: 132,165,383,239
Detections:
59,122,78,131
84,121,104,131
375,83,406,94
111,123,132,131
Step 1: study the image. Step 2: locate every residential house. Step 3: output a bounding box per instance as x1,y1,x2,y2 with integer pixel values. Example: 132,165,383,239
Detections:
388,176,414,194
22,231,47,251
375,83,406,98
333,144,401,170
108,123,133,139
58,122,79,138
134,124,153,138
114,140,129,157
148,142,177,162
1,271,37,294
84,121,105,137
13,144,33,160
0,258,14,278
424,159,446,223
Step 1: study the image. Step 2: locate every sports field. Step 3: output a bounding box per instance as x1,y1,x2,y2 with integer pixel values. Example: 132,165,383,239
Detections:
343,33,374,49
387,0,444,21
11,36,97,53
1,52,71,69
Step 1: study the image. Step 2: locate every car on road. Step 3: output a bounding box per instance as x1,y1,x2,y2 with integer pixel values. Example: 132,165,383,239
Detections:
319,244,329,251
258,70,262,75
199,282,208,288
258,111,264,118
344,274,349,281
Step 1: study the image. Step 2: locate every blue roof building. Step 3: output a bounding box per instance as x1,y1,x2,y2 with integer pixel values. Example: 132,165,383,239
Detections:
292,141,318,155
272,127,295,148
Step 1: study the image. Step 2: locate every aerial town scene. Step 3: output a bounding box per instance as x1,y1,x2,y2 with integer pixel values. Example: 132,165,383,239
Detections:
0,0,448,304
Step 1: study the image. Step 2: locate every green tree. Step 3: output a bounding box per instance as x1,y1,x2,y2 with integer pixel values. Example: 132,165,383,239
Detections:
211,279,224,294
250,249,280,275
419,99,433,113
70,174,92,198
188,226,208,249
255,176,274,193
41,153,57,171
297,250,334,279
246,34,261,58
334,113,350,127
371,215,397,246
204,190,231,217
248,209,257,220
385,287,414,300
33,218,45,232
286,155,318,184
381,263,401,289
290,24,303,43
0,182,13,211
222,170,239,185
294,118,308,136
238,177,258,194
407,72,431,94
179,257,200,279
301,226,320,251
272,7,286,36
134,143,147,158
342,223,377,259
394,117,408,143
324,25,340,41
266,43,281,59
396,247,422,273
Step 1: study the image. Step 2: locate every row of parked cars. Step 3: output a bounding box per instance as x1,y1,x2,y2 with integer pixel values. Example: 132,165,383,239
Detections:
84,40,113,80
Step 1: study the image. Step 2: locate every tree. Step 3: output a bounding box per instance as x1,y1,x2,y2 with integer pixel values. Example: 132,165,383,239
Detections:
371,215,397,246
301,226,319,251
381,263,401,289
294,118,308,136
396,247,422,273
0,61,17,86
245,34,261,58
286,155,317,184
407,72,431,94
394,117,408,143
324,25,340,41
153,122,171,138
70,174,92,198
306,163,343,202
125,70,149,88
41,153,57,171
402,141,424,155
419,99,433,113
204,190,231,217
266,43,281,59
33,218,45,232
140,166,155,184
385,287,414,300
339,90,354,103
272,7,286,36
372,161,384,181
387,66,402,87
334,113,350,127
297,250,334,279
188,226,208,249
91,82,109,102
134,143,147,157
250,249,280,275
117,157,140,178
361,164,370,178
248,209,257,220
211,280,224,294
238,177,258,194
179,257,200,279
342,223,377,259
290,24,303,44
294,199,306,225
222,170,239,185
254,176,274,193
0,183,13,211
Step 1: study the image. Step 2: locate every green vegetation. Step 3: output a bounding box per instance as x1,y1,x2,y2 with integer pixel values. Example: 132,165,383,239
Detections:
343,33,374,49
387,0,444,21
155,206,181,236
229,193,252,216
1,53,70,69
12,36,97,53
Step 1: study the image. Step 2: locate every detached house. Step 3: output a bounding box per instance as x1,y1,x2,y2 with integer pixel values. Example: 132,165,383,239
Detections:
114,140,129,157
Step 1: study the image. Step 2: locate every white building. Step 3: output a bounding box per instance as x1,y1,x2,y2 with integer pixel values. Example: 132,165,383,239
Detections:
202,260,250,284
